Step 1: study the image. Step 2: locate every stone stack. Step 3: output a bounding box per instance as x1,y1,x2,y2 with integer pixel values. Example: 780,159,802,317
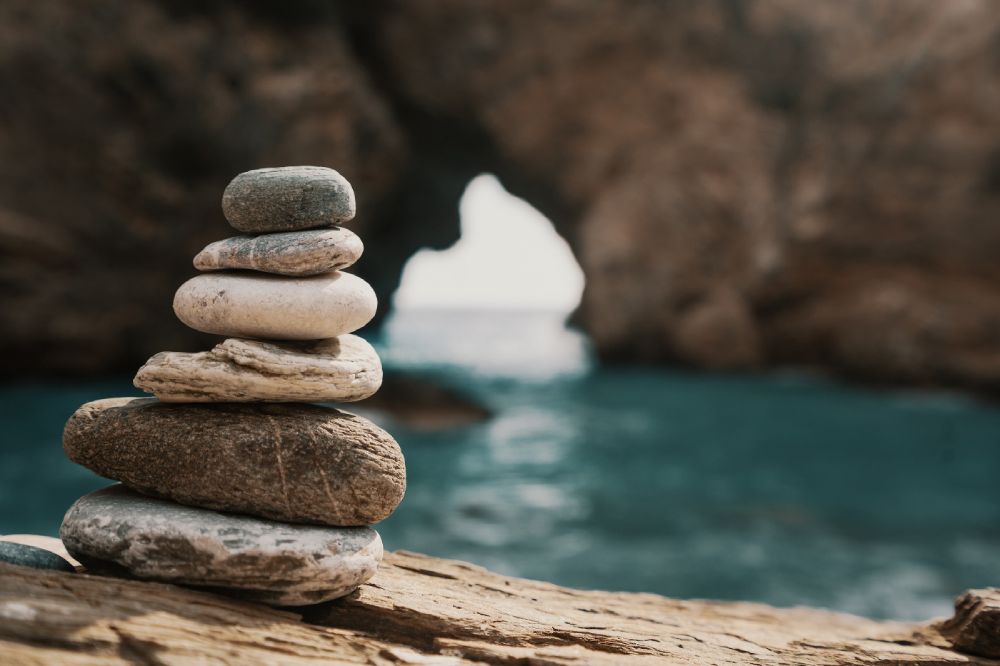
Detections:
58,167,405,606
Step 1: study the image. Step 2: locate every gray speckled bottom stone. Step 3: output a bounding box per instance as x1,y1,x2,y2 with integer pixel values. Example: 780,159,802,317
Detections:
60,485,383,606
0,541,76,573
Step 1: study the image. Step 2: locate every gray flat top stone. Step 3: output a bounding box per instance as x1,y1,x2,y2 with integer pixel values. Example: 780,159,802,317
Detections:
222,166,355,233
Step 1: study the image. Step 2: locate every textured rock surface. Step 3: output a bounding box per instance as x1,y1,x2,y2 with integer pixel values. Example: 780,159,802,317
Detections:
135,335,382,402
367,0,1000,394
939,588,1000,659
222,166,356,233
0,541,75,573
194,227,363,276
1,552,997,664
60,485,382,605
173,271,377,340
63,398,406,526
4,1,1000,395
0,535,80,569
0,0,410,376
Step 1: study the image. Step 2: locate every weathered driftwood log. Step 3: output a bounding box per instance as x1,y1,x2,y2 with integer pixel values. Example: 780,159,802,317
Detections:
0,551,997,665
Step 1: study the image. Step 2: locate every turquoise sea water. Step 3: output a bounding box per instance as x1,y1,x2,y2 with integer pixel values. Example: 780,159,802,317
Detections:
2,308,999,621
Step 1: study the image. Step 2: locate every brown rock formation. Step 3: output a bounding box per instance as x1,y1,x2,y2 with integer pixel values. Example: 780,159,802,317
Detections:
365,0,1000,392
2,552,999,664
939,588,1000,659
2,0,1000,393
0,0,413,375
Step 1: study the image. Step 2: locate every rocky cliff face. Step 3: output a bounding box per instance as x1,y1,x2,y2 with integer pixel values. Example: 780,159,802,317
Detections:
0,1,417,375
2,0,999,392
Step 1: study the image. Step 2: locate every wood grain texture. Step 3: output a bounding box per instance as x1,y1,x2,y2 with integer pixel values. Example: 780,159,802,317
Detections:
2,551,997,665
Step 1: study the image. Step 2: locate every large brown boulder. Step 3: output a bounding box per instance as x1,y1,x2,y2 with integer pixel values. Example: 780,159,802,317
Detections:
63,398,406,526
2,0,1000,393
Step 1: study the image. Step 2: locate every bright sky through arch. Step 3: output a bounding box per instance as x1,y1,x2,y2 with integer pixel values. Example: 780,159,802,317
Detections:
393,175,584,312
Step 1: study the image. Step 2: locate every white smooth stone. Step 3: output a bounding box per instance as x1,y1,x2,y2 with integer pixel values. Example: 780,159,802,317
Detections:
173,271,377,340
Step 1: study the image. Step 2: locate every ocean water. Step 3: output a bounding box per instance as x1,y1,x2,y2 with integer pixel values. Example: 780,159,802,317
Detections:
2,308,999,621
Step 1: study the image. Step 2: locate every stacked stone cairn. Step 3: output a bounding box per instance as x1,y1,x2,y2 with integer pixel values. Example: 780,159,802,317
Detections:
58,167,405,605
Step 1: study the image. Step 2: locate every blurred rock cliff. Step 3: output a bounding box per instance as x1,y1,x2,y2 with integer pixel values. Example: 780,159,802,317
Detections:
2,0,999,393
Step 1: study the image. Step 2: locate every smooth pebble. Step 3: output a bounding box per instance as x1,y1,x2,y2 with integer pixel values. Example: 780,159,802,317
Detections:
173,271,377,340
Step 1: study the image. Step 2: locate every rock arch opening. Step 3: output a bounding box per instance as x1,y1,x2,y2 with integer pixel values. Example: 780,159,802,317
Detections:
393,174,584,314
384,174,589,376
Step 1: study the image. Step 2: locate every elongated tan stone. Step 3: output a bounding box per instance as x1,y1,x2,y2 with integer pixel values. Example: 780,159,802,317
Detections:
63,398,406,526
193,227,364,276
222,166,355,233
134,335,382,403
173,271,377,340
60,485,382,605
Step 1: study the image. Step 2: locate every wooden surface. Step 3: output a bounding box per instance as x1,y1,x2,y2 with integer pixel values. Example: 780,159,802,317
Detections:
1,550,998,665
